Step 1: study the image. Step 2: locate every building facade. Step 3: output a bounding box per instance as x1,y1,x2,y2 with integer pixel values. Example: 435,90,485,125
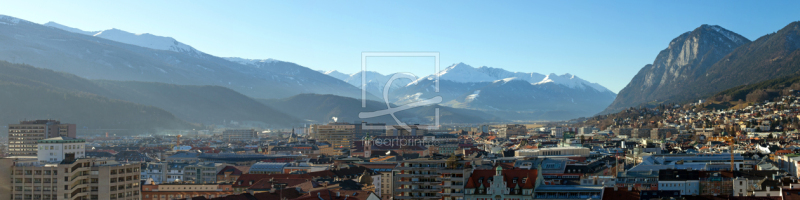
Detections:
141,183,233,200
464,167,538,200
221,129,257,141
8,120,76,156
37,137,85,163
312,123,355,149
0,157,141,200
393,155,475,200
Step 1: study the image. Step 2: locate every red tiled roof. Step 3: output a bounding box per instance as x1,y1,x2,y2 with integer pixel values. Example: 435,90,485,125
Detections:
251,188,303,200
465,168,536,189
233,174,313,188
294,189,375,200
248,178,311,190
217,166,245,176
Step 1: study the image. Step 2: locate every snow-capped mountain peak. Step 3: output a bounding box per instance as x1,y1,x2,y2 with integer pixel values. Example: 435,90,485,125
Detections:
44,22,97,35
322,70,350,81
706,24,746,45
44,22,205,57
534,73,609,92
433,63,498,83
224,57,281,66
404,63,612,93
0,15,24,25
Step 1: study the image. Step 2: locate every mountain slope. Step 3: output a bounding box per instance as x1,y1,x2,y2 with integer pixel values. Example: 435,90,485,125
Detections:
0,60,300,128
0,61,198,134
393,76,616,121
259,94,504,124
413,63,612,92
603,24,751,114
696,21,800,96
93,81,301,127
0,15,365,100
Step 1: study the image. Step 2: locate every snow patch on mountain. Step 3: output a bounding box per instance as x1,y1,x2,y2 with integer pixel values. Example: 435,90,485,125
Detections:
322,70,350,81
465,90,480,102
0,15,22,25
433,63,498,83
224,57,281,67
44,21,205,57
409,63,612,93
708,25,746,44
44,22,98,35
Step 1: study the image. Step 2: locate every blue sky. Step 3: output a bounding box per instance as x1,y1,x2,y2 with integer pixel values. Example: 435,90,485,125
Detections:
2,1,800,92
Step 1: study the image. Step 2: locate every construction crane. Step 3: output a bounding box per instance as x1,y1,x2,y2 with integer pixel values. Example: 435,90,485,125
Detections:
709,136,737,171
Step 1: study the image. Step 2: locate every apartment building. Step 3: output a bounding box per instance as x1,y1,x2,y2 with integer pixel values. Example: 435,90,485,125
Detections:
311,123,355,149
464,167,539,200
515,146,591,157
0,156,141,200
358,163,396,200
141,183,233,200
37,137,85,163
221,129,257,141
393,155,475,200
182,162,225,184
385,125,429,136
8,120,76,156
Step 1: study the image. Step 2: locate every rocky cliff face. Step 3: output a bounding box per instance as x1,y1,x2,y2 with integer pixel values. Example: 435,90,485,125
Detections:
603,25,750,114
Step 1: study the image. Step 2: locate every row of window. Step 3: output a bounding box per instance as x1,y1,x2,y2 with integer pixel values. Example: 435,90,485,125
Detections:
14,170,58,175
14,178,58,183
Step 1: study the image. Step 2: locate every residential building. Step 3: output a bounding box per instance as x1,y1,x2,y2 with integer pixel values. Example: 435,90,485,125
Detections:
8,120,76,156
183,162,225,184
464,167,538,200
248,162,290,174
141,183,233,200
0,156,141,200
222,129,258,141
216,166,249,183
358,163,396,200
36,137,85,163
393,155,475,200
385,125,429,136
312,123,355,149
505,124,527,138
515,147,590,157
699,171,733,196
657,169,699,196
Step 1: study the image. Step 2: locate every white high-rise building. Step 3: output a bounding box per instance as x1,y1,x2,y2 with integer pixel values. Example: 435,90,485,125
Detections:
37,137,85,163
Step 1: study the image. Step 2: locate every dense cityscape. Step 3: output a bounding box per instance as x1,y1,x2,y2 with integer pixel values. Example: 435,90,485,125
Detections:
4,92,800,200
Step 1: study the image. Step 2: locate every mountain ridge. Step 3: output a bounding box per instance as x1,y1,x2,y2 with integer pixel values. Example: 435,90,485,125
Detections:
602,24,752,114
0,15,368,100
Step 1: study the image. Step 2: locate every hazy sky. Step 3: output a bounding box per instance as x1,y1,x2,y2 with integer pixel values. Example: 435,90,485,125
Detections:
2,1,800,92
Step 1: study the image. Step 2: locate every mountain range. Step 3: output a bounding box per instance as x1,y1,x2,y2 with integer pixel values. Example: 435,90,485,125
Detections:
0,14,625,126
0,16,367,101
325,63,617,121
0,60,200,134
604,22,800,114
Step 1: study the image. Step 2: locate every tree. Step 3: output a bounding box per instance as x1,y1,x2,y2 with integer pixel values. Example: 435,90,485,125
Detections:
580,135,585,145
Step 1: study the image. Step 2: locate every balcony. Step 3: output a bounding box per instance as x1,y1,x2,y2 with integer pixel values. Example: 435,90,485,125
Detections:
396,181,413,185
